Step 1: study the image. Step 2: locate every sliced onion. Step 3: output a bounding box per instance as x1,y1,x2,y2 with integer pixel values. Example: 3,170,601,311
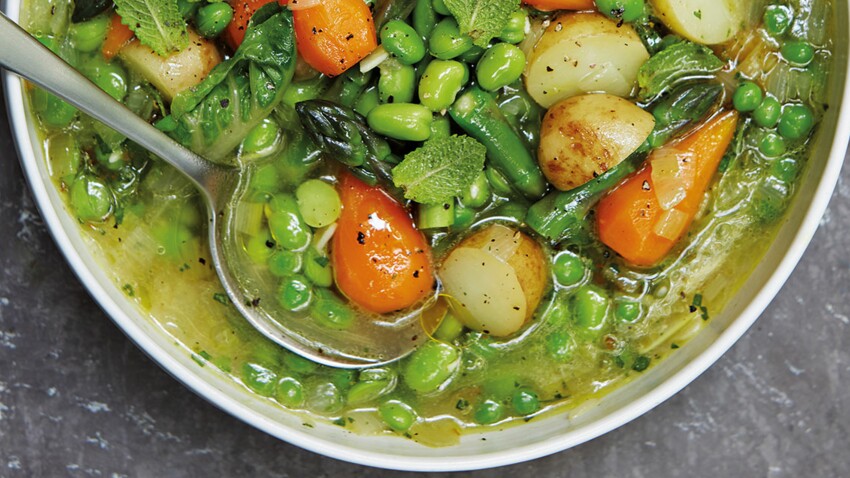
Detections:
650,147,695,210
359,46,388,73
653,208,690,241
287,0,322,10
477,224,521,264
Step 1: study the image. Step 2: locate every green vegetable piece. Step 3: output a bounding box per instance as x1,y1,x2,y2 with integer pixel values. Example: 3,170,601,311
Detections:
46,133,83,182
614,298,642,322
648,82,723,148
474,398,504,424
32,87,78,129
72,0,111,22
432,0,450,15
354,86,381,117
381,20,426,65
268,250,303,277
80,56,128,102
70,15,110,53
452,204,476,229
245,230,275,264
552,251,585,287
476,43,526,92
759,132,787,158
379,400,417,431
485,165,513,197
282,76,330,108
413,0,438,40
512,388,540,415
112,0,188,56
457,44,486,64
268,194,312,251
572,286,609,332
778,104,815,140
275,376,304,407
242,118,281,156
177,0,198,20
596,0,645,22
637,41,723,101
304,380,344,414
282,351,318,375
498,8,527,44
403,341,459,393
632,355,651,372
295,179,341,228
242,362,278,396
430,114,452,140
303,247,333,288
368,103,434,142
771,157,801,184
378,58,417,104
196,2,233,38
781,41,815,66
392,135,486,204
428,17,474,60
460,170,490,208
278,275,312,311
70,175,114,223
753,96,782,128
443,0,521,48
545,330,572,362
764,5,793,36
418,201,455,229
310,295,355,329
419,60,468,112
433,313,465,342
732,81,763,113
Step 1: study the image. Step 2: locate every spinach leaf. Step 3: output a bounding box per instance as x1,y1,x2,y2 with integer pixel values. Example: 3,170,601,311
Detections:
156,4,296,163
637,41,723,102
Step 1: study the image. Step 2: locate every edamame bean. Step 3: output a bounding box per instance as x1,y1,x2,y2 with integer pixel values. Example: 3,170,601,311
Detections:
310,292,355,329
759,132,787,157
474,399,504,425
354,86,380,117
476,43,526,92
70,175,113,223
278,275,312,311
732,81,763,113
295,179,341,228
753,95,782,128
403,341,458,393
460,171,490,208
433,313,464,342
432,0,450,15
457,45,485,64
70,15,109,52
267,195,311,251
614,298,642,322
282,76,330,108
596,0,646,23
242,362,278,396
764,5,793,36
303,247,333,287
412,0,437,40
545,330,572,362
778,104,814,140
781,40,815,66
418,60,467,112
282,350,318,375
552,251,585,286
367,103,433,141
305,380,344,414
379,400,417,431
196,2,233,38
245,230,275,264
249,163,280,197
275,376,304,407
242,118,280,155
81,57,128,102
429,18,473,60
572,286,609,332
378,58,416,103
512,389,540,415
381,20,426,65
32,89,78,129
177,0,199,20
498,9,528,44
268,250,303,277
46,133,82,181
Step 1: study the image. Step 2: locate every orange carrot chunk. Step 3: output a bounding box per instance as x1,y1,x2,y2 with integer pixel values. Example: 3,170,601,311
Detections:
293,0,377,77
102,13,134,60
223,0,288,51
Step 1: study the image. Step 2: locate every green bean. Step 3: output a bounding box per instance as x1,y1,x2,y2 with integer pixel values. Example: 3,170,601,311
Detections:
354,86,381,117
379,400,417,431
429,18,473,60
267,194,311,251
70,14,109,53
498,9,527,44
303,247,333,288
367,103,433,141
248,163,280,198
378,58,417,104
512,388,540,415
403,341,458,393
485,166,514,197
242,362,278,396
70,174,113,223
282,350,318,375
552,251,585,287
268,250,303,277
476,43,526,92
449,87,547,199
474,398,504,425
418,201,455,229
275,376,305,407
196,2,233,38
81,57,128,102
418,60,467,112
347,369,396,405
278,275,312,311
177,0,199,20
452,204,476,229
432,0,450,15
412,0,437,40
295,179,341,228
381,20,426,65
460,171,490,208
324,68,374,107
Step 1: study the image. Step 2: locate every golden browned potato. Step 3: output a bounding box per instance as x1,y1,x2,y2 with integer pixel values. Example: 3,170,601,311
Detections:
119,29,221,101
439,225,549,336
538,93,655,191
524,12,649,108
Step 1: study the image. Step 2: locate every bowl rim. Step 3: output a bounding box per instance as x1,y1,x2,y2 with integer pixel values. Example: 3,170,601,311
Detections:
3,0,850,471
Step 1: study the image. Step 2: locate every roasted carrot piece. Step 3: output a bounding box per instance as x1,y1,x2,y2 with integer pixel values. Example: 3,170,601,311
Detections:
223,0,288,51
596,111,739,266
332,174,434,314
102,13,134,60
522,0,595,11
293,0,377,77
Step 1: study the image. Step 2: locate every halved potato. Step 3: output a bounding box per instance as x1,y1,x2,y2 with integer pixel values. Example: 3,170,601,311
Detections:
524,12,649,108
652,0,744,45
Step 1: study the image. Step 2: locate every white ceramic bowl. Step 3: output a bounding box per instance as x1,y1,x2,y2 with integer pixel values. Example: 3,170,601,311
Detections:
4,0,849,471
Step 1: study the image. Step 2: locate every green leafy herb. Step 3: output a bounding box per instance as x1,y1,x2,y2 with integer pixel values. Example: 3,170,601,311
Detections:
443,0,520,48
392,135,486,204
637,41,723,101
113,0,188,56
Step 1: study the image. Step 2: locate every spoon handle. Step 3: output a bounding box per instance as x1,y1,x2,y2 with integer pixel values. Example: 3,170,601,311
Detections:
0,12,223,191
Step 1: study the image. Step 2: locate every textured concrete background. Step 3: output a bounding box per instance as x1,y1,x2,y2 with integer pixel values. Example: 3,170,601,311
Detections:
1,82,848,477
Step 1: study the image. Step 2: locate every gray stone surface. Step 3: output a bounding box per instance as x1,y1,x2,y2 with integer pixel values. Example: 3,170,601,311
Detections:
1,82,848,477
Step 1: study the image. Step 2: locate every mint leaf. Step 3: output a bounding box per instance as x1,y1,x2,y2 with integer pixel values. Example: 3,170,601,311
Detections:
114,0,188,56
637,41,723,101
392,135,486,204
444,0,520,48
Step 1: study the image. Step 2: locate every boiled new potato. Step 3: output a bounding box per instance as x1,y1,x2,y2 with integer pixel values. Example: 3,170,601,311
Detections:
538,94,655,190
439,225,548,337
524,12,649,108
652,0,744,45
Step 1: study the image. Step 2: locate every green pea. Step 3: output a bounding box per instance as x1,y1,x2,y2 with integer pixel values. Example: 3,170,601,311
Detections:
596,0,645,22
545,330,572,362
433,313,465,342
242,362,278,396
378,58,416,104
70,15,109,53
732,81,763,113
305,380,344,414
379,400,417,432
418,60,468,112
759,132,787,158
614,298,642,322
432,0,450,15
70,175,113,223
267,195,311,251
381,20,426,65
430,114,452,140
429,18,473,60
485,166,513,197
764,5,793,36
195,2,233,38
512,389,540,415
303,247,333,288
310,294,355,329
498,9,528,44
771,157,801,184
275,376,304,407
295,179,341,228
245,230,275,264
354,86,380,117
753,95,782,128
413,0,437,40
403,341,459,393
278,275,312,311
476,43,525,91
781,41,815,66
268,250,303,277
460,171,491,208
553,251,585,287
242,118,280,155
367,103,433,141
778,104,814,140
474,399,504,425
572,286,609,332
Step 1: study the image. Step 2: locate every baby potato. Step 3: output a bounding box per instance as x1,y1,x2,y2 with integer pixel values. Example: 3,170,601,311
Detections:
439,225,549,337
652,0,744,45
524,12,649,108
538,94,655,191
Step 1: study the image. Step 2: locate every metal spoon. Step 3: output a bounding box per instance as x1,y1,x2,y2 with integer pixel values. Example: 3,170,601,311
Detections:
0,12,430,368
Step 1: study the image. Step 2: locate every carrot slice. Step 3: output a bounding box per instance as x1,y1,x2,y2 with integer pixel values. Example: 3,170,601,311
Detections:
596,111,739,266
223,0,288,51
332,174,434,314
293,0,377,77
102,13,134,60
523,0,596,11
